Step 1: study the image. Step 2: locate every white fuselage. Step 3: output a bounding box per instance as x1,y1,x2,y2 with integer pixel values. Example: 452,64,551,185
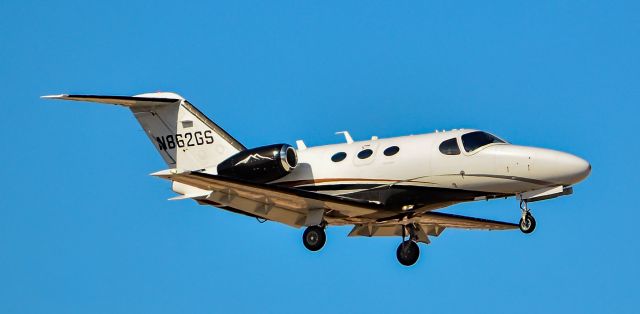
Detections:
274,129,590,211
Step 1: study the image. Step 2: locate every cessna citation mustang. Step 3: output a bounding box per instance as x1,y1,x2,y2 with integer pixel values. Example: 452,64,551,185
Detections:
43,92,591,266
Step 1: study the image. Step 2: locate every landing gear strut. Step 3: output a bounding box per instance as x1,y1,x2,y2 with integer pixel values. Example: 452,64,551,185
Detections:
396,225,420,266
302,225,326,251
519,200,536,234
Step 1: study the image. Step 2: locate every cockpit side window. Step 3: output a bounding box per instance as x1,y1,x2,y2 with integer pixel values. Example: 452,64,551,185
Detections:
461,131,505,152
439,138,460,155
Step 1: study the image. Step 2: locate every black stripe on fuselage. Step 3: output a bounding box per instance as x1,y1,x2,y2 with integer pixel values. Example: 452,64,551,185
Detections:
295,183,384,191
286,183,510,209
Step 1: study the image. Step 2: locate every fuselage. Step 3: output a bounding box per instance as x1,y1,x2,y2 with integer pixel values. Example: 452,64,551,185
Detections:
275,129,591,211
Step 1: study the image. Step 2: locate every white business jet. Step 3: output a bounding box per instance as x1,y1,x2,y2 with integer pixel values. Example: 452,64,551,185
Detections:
43,92,591,266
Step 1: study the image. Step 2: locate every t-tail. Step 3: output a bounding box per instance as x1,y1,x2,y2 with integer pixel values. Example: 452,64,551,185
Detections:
42,92,246,173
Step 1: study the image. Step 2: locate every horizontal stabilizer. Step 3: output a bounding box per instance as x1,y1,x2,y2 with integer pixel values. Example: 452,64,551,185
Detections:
168,191,212,201
41,93,183,107
150,169,186,177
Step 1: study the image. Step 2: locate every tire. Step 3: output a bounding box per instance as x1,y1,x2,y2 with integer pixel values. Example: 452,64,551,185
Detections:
519,213,536,234
396,240,420,266
302,226,326,251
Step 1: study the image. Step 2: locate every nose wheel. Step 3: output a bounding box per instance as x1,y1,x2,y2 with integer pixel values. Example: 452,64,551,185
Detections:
519,212,536,233
302,226,326,251
519,200,536,234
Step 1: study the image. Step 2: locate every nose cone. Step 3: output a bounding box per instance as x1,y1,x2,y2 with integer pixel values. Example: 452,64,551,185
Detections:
540,150,591,185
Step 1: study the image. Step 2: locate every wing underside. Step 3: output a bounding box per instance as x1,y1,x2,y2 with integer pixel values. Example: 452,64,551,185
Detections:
152,170,518,242
153,170,388,227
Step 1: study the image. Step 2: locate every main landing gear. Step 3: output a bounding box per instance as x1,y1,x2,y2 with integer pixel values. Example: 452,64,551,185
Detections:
396,225,420,266
302,225,326,251
302,224,422,266
519,200,536,234
397,241,420,266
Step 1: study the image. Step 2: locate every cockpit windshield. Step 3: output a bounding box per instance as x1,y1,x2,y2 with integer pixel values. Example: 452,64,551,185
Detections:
461,131,506,152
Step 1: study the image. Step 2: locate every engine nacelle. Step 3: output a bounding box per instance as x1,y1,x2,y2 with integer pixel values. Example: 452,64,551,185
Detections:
217,144,298,183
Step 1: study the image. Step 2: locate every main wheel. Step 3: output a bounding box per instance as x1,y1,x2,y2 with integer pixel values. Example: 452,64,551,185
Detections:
302,226,326,251
396,240,420,266
519,212,536,234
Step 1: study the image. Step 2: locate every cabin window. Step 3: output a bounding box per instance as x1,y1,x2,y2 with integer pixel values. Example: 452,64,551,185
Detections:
439,138,460,155
383,146,400,156
357,149,373,159
331,152,347,162
461,131,505,152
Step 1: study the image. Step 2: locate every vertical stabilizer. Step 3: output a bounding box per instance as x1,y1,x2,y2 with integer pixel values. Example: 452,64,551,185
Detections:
42,92,245,172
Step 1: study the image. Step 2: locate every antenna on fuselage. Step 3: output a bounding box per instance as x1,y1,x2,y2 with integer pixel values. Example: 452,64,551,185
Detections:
335,131,354,144
296,140,307,150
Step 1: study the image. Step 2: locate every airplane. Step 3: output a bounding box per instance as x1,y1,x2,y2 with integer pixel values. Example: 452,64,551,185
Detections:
42,92,591,266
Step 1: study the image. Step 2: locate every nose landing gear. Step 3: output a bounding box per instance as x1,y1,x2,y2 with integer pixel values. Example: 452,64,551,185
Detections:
519,200,536,234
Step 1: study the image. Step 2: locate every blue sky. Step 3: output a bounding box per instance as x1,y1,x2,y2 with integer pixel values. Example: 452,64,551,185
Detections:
1,1,638,313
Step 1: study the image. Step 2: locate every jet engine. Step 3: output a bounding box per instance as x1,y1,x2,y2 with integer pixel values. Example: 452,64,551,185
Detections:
217,144,298,183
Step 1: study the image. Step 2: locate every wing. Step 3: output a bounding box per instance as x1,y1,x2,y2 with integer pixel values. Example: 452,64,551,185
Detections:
349,211,518,243
152,170,394,228
152,170,518,242
416,211,519,230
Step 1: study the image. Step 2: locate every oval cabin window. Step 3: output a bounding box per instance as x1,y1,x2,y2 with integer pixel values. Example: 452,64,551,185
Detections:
383,146,400,156
357,149,374,159
331,152,347,162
